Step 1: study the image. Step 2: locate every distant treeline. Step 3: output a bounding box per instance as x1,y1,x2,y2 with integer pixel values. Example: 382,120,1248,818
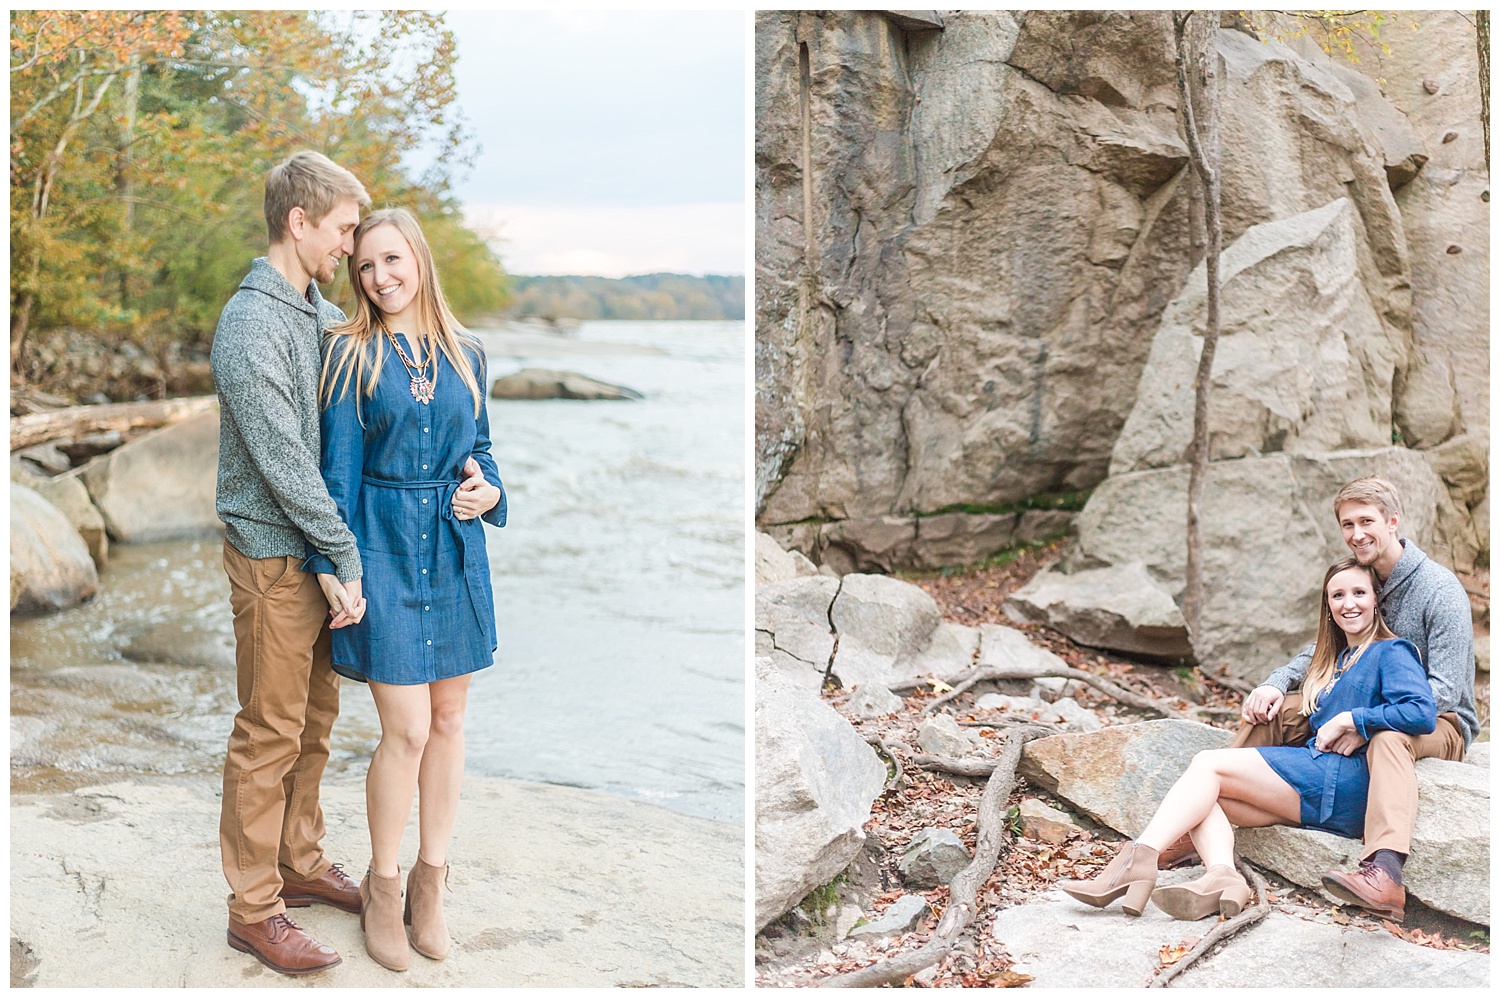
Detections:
504,273,745,321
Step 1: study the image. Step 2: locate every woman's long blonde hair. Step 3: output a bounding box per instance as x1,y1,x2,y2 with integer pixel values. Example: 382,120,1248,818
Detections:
319,207,484,419
1300,557,1398,715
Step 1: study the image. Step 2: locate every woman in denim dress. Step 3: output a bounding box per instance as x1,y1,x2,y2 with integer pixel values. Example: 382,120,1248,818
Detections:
305,207,505,971
1057,557,1435,921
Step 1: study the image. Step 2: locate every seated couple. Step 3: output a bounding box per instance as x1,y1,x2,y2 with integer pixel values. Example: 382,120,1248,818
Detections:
1060,477,1478,922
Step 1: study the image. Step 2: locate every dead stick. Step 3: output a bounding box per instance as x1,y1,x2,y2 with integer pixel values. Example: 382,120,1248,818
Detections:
1147,860,1270,988
909,753,1005,778
819,727,1049,988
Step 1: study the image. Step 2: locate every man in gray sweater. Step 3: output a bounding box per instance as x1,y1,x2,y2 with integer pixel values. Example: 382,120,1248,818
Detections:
212,151,370,975
1223,477,1476,920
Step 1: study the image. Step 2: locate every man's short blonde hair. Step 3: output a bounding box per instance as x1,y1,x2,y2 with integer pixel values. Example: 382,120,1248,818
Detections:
264,151,370,244
1333,476,1403,521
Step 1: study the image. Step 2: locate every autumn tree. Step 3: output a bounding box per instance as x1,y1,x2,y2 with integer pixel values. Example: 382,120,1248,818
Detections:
10,10,508,393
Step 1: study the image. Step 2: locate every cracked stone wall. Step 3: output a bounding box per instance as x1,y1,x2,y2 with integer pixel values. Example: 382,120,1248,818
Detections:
754,10,1487,571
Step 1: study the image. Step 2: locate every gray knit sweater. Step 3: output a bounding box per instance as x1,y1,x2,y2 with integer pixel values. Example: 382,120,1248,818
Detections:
1263,539,1477,746
211,258,361,582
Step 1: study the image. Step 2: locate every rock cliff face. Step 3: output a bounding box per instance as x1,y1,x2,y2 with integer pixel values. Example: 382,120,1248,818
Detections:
755,11,1486,578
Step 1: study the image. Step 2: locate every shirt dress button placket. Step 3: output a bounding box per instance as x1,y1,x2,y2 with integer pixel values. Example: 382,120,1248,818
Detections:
417,405,435,678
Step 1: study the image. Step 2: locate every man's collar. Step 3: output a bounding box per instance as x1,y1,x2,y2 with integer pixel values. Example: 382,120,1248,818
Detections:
240,257,319,315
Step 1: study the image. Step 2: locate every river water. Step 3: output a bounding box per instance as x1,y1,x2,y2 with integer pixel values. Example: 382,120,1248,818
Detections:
10,320,746,824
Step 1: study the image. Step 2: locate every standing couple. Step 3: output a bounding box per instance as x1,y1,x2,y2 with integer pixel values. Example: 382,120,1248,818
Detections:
1060,477,1477,921
212,151,507,974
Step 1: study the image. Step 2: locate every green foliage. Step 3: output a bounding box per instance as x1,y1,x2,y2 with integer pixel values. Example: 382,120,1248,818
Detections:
1003,804,1024,838
799,874,845,924
10,10,507,394
505,273,745,321
918,489,1093,519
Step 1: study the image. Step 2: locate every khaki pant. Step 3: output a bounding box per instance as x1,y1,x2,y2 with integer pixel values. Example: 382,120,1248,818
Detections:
1231,691,1466,858
220,541,340,923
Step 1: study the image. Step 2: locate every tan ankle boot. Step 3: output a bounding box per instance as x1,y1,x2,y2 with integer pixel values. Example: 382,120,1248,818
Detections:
405,858,451,960
360,867,410,972
1058,841,1159,916
1151,864,1253,920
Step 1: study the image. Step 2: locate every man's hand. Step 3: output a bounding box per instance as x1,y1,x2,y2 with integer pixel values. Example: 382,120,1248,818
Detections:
1314,710,1366,756
1241,685,1285,725
453,456,501,521
317,573,366,629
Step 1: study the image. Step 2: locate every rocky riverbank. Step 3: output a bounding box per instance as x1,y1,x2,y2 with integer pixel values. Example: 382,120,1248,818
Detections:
754,532,1490,987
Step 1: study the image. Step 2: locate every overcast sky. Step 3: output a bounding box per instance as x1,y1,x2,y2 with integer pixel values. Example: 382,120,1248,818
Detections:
411,10,746,277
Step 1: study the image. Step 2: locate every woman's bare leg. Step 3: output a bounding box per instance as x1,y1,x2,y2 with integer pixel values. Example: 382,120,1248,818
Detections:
415,674,471,867
1186,803,1236,868
367,680,432,877
1137,748,1301,854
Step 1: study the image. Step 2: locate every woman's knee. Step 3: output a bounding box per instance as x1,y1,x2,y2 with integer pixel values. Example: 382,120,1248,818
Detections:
381,722,430,758
428,703,466,740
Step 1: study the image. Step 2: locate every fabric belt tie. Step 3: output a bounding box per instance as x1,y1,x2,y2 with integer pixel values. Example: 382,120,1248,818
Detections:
359,476,487,634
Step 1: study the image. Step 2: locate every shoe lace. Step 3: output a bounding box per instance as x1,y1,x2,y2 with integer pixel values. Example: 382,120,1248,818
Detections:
265,912,302,940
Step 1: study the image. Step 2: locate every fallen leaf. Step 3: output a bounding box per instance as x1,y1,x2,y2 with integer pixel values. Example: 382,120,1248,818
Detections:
986,969,1036,987
929,679,953,694
1159,942,1189,966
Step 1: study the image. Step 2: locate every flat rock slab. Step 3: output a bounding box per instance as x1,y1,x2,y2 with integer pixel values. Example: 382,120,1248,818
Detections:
994,890,1489,988
488,368,643,401
11,775,742,987
1004,561,1191,661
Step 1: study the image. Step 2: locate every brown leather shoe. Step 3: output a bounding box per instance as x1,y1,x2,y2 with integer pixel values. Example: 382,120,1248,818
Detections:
227,913,341,975
282,862,362,914
1321,861,1406,920
1157,833,1200,870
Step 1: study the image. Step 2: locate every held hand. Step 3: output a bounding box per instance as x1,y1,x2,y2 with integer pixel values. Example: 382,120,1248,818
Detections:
317,573,366,629
1241,685,1285,725
453,458,500,520
1314,710,1364,755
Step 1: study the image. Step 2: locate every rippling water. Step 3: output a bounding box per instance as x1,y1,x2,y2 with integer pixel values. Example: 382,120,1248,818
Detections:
10,320,746,824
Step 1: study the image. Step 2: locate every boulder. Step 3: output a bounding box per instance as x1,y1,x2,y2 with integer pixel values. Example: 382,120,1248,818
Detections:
977,623,1070,674
755,531,818,585
14,442,72,475
903,621,979,680
817,517,916,575
1111,199,1401,476
974,693,1064,725
1018,798,1080,844
1051,697,1104,733
1070,447,1476,681
916,713,985,759
1004,561,1190,661
828,574,942,688
755,663,888,930
79,411,221,543
845,684,904,719
898,827,971,888
1238,757,1489,924
11,486,99,615
993,893,1488,988
488,368,643,401
847,894,929,939
754,576,839,690
30,471,108,568
1019,720,1233,836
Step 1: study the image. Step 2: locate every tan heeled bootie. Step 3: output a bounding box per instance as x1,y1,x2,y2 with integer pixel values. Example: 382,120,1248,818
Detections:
1151,863,1253,920
1058,841,1159,916
360,867,410,972
405,857,451,960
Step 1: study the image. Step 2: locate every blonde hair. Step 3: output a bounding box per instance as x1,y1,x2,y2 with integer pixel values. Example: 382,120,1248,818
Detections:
264,151,370,244
1301,557,1398,715
319,207,484,420
1333,476,1402,522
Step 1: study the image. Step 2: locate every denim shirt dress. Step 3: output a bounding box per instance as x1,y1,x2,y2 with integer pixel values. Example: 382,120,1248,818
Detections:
1256,639,1435,837
305,332,507,685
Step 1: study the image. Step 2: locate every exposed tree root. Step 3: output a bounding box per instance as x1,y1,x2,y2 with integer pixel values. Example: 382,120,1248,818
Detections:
900,662,1217,723
818,727,1050,988
864,734,906,792
1146,859,1271,988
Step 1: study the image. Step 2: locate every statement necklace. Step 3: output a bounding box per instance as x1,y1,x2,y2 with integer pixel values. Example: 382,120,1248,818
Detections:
382,324,435,404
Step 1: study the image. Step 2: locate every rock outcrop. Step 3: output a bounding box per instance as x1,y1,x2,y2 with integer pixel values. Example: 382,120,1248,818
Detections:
755,661,888,930
754,10,1485,574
